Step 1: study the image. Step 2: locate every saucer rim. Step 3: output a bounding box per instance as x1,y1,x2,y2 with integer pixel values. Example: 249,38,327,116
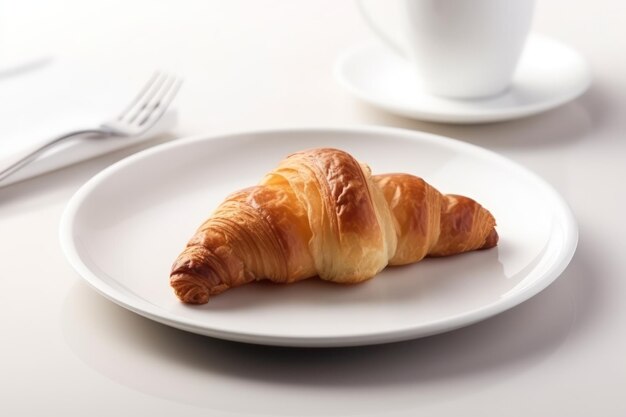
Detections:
334,34,592,124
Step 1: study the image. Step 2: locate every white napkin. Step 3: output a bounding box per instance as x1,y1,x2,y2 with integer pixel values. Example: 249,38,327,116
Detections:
0,57,177,187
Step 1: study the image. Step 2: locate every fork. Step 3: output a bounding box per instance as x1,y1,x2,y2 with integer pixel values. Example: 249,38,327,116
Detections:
0,72,182,183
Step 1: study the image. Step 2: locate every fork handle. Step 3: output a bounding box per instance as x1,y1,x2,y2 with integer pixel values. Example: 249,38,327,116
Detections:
0,129,110,183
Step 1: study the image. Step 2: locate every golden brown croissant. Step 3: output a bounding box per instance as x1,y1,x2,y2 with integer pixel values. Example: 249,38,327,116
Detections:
170,148,498,304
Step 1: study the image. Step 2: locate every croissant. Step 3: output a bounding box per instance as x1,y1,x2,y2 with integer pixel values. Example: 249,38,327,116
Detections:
170,148,498,304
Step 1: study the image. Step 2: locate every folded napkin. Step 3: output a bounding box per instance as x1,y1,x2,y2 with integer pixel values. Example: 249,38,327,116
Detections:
0,57,177,187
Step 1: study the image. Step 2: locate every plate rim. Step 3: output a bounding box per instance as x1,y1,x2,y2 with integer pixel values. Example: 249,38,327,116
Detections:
333,34,592,124
59,125,579,347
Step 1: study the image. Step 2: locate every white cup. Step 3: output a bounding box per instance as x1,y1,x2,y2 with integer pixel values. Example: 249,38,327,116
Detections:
357,0,536,99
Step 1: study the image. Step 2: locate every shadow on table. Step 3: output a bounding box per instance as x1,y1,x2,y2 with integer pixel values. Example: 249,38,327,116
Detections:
350,86,608,152
61,247,600,415
0,56,53,81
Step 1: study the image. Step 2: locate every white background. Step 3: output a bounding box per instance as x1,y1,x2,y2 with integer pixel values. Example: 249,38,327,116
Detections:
0,0,624,415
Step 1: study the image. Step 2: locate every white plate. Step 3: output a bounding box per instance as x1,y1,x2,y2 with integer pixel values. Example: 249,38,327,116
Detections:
60,127,578,347
334,35,591,124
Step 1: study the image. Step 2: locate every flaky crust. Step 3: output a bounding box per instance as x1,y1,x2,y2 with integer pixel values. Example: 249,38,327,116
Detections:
170,148,498,304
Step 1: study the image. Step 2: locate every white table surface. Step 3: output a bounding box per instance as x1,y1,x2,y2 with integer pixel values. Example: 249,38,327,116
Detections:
1,1,624,415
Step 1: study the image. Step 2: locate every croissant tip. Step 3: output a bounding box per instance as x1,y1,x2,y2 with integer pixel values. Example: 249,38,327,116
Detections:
170,273,210,304
481,228,499,250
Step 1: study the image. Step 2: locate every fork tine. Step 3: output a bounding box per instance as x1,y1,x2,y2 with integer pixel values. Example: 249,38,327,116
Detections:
135,75,182,130
124,73,171,124
116,72,163,121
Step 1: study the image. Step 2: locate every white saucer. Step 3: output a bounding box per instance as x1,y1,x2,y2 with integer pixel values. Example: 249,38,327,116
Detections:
334,35,591,124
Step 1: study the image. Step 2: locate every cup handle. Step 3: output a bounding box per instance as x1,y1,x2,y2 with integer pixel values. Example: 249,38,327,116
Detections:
356,0,407,57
